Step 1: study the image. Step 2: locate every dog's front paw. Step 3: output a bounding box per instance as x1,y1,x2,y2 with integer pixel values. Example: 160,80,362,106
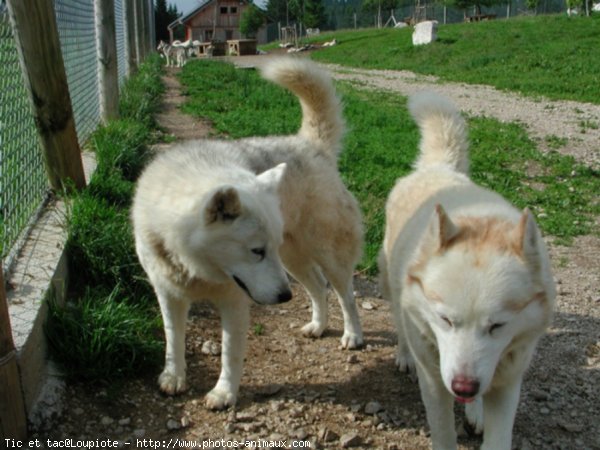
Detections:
465,398,484,435
340,331,363,349
205,388,236,410
301,321,326,338
395,350,416,375
158,370,187,395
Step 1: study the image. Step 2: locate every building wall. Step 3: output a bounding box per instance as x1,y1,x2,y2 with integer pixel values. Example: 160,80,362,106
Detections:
184,1,268,44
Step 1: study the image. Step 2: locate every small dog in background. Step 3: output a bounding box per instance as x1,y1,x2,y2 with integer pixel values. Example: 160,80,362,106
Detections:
132,57,363,410
379,92,555,450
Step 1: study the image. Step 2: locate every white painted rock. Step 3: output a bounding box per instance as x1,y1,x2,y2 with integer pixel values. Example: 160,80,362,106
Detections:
412,20,438,46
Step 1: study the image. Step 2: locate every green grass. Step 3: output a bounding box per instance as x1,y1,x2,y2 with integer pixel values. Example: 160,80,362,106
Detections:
180,60,599,272
46,55,165,381
301,14,600,104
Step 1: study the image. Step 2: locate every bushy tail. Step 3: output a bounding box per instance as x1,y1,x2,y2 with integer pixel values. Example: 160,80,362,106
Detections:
408,92,469,174
261,57,345,156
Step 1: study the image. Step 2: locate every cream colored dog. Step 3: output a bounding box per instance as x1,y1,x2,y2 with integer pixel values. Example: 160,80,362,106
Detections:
379,92,555,450
132,58,363,410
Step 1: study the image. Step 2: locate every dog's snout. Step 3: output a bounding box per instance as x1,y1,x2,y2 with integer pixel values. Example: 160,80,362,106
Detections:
451,375,480,398
277,289,293,303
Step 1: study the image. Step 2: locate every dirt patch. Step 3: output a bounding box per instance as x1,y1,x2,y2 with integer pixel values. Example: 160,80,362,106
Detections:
29,60,600,450
154,68,214,144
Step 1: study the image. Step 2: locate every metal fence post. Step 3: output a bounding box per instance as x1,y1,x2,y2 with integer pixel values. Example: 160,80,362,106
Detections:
6,0,86,192
0,262,27,441
96,0,119,122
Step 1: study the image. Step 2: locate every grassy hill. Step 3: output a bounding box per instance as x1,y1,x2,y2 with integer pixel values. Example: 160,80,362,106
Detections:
302,14,600,104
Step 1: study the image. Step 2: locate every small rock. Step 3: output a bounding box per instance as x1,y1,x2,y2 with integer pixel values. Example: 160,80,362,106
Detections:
201,340,221,355
558,421,584,433
350,403,362,413
540,407,550,415
236,411,255,422
180,416,190,428
530,389,550,401
166,418,180,431
133,429,145,438
118,418,131,426
101,416,114,426
340,432,362,448
361,301,375,310
364,401,383,415
224,422,236,433
73,408,84,416
295,428,308,439
318,427,339,442
347,354,359,364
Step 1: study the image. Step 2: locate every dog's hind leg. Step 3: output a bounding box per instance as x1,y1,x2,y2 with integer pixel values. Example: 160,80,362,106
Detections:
328,274,363,349
205,295,250,410
157,293,191,395
284,261,329,338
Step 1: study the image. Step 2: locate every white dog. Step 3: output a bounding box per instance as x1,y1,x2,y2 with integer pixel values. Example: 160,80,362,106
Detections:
379,92,555,449
132,58,363,409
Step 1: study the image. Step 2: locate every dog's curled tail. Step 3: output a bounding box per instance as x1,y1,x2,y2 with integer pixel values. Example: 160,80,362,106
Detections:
261,57,344,155
408,92,469,174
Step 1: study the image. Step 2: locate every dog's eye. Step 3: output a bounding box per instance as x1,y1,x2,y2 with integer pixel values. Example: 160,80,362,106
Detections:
440,315,453,327
489,323,505,334
251,247,266,260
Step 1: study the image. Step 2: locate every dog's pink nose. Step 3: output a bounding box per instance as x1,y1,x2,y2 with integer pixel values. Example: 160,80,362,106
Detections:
451,375,480,398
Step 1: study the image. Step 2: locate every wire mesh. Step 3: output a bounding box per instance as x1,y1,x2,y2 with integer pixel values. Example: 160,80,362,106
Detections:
0,10,49,260
115,0,129,86
54,0,101,144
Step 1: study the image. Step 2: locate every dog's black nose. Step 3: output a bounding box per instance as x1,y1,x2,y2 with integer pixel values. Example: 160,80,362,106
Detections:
277,289,293,303
451,375,480,398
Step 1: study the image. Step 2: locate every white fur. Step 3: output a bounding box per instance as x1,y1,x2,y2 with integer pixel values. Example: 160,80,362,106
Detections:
379,92,555,450
132,57,363,410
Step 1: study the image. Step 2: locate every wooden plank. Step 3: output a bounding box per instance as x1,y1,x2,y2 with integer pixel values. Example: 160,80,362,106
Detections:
6,0,86,192
0,264,27,441
95,0,119,122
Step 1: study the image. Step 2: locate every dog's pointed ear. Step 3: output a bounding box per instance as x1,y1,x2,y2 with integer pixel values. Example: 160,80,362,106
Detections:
257,163,287,192
514,208,541,265
205,187,241,224
429,204,458,249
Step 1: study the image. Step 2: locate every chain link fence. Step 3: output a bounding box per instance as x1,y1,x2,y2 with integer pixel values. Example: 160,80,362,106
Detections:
0,0,154,268
0,9,49,264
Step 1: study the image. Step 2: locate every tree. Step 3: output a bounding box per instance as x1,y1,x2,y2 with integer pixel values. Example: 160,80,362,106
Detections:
443,0,503,17
265,0,301,25
362,0,400,27
240,3,266,38
154,0,180,43
303,0,326,29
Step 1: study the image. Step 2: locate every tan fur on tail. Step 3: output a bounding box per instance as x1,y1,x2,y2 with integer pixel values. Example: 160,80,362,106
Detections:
261,57,345,155
408,92,469,174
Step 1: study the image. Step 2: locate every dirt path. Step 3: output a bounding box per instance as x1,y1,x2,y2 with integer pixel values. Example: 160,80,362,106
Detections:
30,59,600,450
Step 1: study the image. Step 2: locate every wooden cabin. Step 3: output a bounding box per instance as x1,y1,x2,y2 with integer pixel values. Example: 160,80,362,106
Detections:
168,0,268,45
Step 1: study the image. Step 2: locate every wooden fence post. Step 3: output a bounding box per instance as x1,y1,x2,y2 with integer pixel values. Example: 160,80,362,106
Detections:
134,0,144,65
6,0,86,192
0,263,27,441
95,0,119,122
125,0,137,76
